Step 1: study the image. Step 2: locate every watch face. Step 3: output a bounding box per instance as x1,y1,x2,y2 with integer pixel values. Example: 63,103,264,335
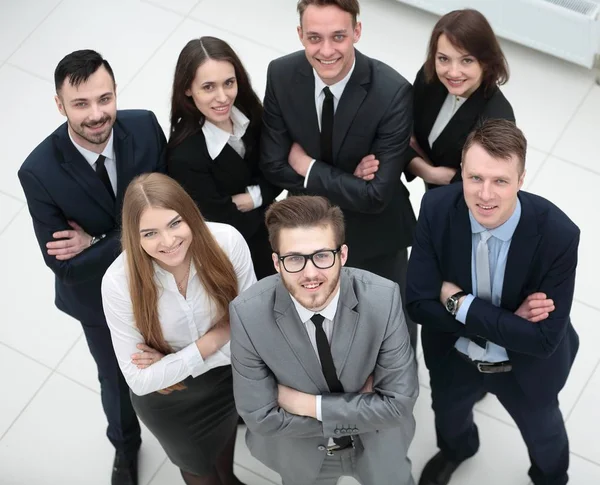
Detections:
446,298,456,314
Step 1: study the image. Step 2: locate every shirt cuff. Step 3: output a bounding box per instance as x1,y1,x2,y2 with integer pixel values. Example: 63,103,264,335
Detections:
179,341,204,375
245,185,262,208
315,395,322,421
455,294,475,324
303,159,317,189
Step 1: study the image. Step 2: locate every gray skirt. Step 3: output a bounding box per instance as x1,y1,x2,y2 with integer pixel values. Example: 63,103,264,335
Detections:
130,365,238,475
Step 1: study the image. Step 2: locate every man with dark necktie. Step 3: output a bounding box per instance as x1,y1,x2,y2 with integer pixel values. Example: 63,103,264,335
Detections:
230,195,418,485
406,120,579,485
259,0,418,351
18,50,166,485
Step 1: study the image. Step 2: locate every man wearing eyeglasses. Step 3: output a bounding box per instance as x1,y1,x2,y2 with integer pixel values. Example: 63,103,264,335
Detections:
229,195,418,485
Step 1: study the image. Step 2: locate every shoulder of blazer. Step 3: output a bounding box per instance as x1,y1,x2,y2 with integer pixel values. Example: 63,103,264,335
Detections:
421,183,464,222
361,51,409,90
168,131,212,167
480,87,515,122
269,50,307,78
20,122,68,173
114,109,158,136
518,190,579,241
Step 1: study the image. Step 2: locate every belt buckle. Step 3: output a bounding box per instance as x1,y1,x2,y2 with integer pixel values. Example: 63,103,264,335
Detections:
326,437,354,456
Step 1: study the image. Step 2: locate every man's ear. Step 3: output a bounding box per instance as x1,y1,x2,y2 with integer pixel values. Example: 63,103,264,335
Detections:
272,253,281,274
54,95,66,117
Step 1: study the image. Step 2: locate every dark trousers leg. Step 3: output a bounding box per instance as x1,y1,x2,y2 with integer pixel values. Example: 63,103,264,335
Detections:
80,317,141,456
348,248,418,351
487,375,569,485
428,349,484,462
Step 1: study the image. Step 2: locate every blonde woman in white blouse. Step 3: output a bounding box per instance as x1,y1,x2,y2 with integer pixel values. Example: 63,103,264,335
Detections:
101,173,255,485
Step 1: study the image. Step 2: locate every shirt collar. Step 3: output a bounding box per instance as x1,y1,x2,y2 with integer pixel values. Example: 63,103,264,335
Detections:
68,129,115,167
314,57,356,101
202,106,250,160
290,286,341,324
468,198,522,241
152,260,197,287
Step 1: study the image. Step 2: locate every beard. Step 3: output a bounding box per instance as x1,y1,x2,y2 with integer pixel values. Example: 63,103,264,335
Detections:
281,268,341,312
70,115,114,145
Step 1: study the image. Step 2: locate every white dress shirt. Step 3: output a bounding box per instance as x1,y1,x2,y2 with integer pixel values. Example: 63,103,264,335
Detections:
202,106,262,208
101,222,257,396
304,60,356,187
69,129,117,194
428,93,467,148
290,288,341,431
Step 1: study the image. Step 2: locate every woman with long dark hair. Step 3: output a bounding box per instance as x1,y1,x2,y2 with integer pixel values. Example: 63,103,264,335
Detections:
167,36,280,280
406,9,515,190
101,173,255,485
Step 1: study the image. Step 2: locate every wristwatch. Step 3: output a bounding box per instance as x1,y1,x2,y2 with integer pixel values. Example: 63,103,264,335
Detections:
445,291,467,316
90,234,106,246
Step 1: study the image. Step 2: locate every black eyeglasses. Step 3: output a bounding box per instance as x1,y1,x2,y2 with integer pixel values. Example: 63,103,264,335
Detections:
277,247,342,273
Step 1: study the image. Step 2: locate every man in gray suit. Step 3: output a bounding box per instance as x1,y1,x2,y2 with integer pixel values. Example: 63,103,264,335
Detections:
230,196,418,485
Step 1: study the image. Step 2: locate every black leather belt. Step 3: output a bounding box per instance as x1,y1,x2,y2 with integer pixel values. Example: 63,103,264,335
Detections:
456,350,512,373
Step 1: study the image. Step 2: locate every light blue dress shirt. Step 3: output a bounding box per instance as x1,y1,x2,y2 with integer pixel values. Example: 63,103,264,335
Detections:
454,200,522,362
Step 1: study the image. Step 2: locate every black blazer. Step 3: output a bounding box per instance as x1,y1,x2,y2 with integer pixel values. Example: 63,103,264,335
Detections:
18,110,167,322
260,49,416,260
406,184,580,406
168,130,280,241
407,66,515,187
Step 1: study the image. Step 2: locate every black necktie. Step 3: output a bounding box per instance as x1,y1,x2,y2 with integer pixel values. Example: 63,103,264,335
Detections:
95,155,115,200
311,314,352,448
320,87,334,165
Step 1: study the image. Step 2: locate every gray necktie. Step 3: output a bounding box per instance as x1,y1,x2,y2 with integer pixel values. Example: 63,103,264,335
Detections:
476,231,492,301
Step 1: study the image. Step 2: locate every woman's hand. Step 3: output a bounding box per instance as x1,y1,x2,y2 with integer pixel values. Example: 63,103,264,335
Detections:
426,166,457,186
131,343,165,369
196,323,231,359
232,193,254,212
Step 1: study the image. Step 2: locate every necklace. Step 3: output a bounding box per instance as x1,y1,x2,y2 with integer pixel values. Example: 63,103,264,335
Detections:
176,267,190,294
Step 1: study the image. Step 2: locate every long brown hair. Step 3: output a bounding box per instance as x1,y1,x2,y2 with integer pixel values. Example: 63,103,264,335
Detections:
168,37,263,152
121,173,238,391
424,9,509,96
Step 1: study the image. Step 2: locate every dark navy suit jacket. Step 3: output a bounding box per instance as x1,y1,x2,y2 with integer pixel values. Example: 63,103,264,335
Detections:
18,110,166,323
406,183,580,405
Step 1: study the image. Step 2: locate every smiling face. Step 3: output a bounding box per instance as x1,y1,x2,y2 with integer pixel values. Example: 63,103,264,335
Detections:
298,4,361,86
435,34,483,98
185,58,238,131
273,224,348,311
138,207,192,271
462,143,525,229
55,65,117,153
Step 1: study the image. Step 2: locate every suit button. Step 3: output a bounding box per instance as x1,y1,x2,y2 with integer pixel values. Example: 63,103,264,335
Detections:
317,445,326,451
334,429,340,434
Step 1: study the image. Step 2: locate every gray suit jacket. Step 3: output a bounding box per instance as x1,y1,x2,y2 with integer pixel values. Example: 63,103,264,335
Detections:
230,268,418,484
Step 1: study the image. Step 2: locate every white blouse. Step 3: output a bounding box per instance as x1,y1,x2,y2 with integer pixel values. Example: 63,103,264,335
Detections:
428,93,467,148
101,222,257,396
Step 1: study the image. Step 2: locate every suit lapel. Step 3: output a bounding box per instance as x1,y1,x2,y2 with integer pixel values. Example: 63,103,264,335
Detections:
57,125,115,217
291,61,321,158
447,196,474,293
273,283,329,390
418,79,447,151
431,85,489,157
502,194,541,309
113,120,133,214
332,50,370,162
330,271,360,379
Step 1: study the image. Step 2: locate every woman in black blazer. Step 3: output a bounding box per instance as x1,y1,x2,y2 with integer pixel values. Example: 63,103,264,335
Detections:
168,37,280,279
407,9,515,190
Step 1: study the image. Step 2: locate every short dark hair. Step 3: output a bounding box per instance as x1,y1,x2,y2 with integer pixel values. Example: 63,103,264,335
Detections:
463,119,527,175
424,9,509,95
297,0,360,26
54,49,115,93
265,196,345,253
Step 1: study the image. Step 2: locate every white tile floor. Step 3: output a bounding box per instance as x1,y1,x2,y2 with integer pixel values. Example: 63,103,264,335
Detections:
0,0,598,484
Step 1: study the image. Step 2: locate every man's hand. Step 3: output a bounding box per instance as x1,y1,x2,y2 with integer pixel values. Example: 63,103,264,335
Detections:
353,154,379,181
288,142,313,177
232,193,254,212
131,343,165,369
46,221,92,260
360,375,374,394
277,384,317,418
515,292,555,323
440,281,463,305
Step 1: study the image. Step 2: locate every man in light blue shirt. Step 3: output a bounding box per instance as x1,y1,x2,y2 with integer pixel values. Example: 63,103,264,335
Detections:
407,120,579,485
